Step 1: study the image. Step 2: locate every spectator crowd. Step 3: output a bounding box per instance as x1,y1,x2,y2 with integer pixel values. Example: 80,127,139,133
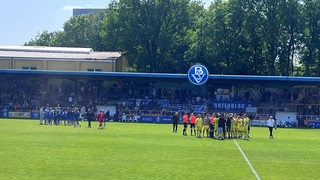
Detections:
1,76,319,120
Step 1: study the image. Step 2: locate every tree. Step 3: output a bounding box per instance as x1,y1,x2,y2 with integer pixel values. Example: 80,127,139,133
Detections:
24,30,60,46
25,13,106,51
278,0,301,76
24,0,320,76
182,1,206,71
300,0,320,76
101,0,191,73
260,0,282,75
204,0,250,75
62,13,105,50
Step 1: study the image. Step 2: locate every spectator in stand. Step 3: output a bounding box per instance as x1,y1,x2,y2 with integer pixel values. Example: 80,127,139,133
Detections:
171,111,179,133
189,113,196,136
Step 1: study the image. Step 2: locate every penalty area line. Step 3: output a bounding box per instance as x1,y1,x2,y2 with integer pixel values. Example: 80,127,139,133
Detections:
233,139,261,180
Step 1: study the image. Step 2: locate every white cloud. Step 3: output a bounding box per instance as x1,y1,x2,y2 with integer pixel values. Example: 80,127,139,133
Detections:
62,5,83,11
62,4,106,11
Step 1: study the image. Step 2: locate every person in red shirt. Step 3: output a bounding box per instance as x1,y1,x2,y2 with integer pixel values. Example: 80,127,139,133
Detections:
209,113,215,138
97,110,105,129
182,112,189,136
189,113,196,136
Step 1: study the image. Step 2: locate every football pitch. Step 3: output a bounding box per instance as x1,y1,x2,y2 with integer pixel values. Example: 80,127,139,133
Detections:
0,119,319,180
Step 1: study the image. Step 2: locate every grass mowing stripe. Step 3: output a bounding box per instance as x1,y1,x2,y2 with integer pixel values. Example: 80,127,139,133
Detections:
1,119,320,179
233,139,261,180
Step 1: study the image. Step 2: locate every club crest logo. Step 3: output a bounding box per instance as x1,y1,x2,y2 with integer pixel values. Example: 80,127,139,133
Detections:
187,64,209,85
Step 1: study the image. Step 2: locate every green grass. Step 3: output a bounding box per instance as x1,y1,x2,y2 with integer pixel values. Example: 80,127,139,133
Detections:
0,119,319,180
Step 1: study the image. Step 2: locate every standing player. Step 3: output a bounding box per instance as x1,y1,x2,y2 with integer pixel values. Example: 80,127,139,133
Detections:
39,106,44,125
214,113,219,139
97,110,105,129
267,115,276,139
230,115,236,138
66,107,73,126
209,113,215,138
105,110,110,124
189,113,196,136
172,111,179,133
225,113,232,139
55,107,63,125
248,114,254,137
202,113,210,138
235,114,241,138
80,107,87,121
242,114,249,140
195,114,203,138
44,106,50,125
48,107,54,125
217,113,226,140
86,108,95,128
73,107,81,127
238,114,245,139
62,108,68,126
182,112,188,136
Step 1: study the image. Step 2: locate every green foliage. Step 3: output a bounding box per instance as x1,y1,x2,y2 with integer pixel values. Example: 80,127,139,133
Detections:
24,0,320,76
101,0,192,73
1,119,320,179
24,30,60,46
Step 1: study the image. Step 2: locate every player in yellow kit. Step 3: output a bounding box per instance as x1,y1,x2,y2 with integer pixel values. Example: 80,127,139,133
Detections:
234,114,240,138
214,114,219,139
242,114,249,140
239,114,246,138
195,114,203,138
202,113,210,138
231,115,236,139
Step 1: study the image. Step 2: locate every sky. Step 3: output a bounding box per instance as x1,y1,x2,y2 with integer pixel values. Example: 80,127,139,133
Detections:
0,0,211,46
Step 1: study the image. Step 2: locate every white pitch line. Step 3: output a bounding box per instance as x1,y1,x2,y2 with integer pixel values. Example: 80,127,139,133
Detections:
233,139,261,180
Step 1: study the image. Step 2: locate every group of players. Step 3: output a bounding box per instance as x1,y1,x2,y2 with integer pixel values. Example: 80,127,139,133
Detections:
179,112,251,140
39,106,251,138
39,106,97,128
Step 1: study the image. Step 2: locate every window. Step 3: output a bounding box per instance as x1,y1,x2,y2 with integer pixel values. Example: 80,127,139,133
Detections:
22,66,37,70
88,68,102,72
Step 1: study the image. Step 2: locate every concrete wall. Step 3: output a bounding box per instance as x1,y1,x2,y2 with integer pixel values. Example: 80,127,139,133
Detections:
0,58,120,72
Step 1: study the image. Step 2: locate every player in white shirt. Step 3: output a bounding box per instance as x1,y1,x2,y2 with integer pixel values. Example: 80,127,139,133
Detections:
267,115,276,139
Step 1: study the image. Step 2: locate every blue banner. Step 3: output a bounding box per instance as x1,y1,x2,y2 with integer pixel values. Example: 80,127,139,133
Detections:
139,116,172,123
209,101,252,112
193,105,206,113
308,122,320,128
30,112,40,119
1,109,9,118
